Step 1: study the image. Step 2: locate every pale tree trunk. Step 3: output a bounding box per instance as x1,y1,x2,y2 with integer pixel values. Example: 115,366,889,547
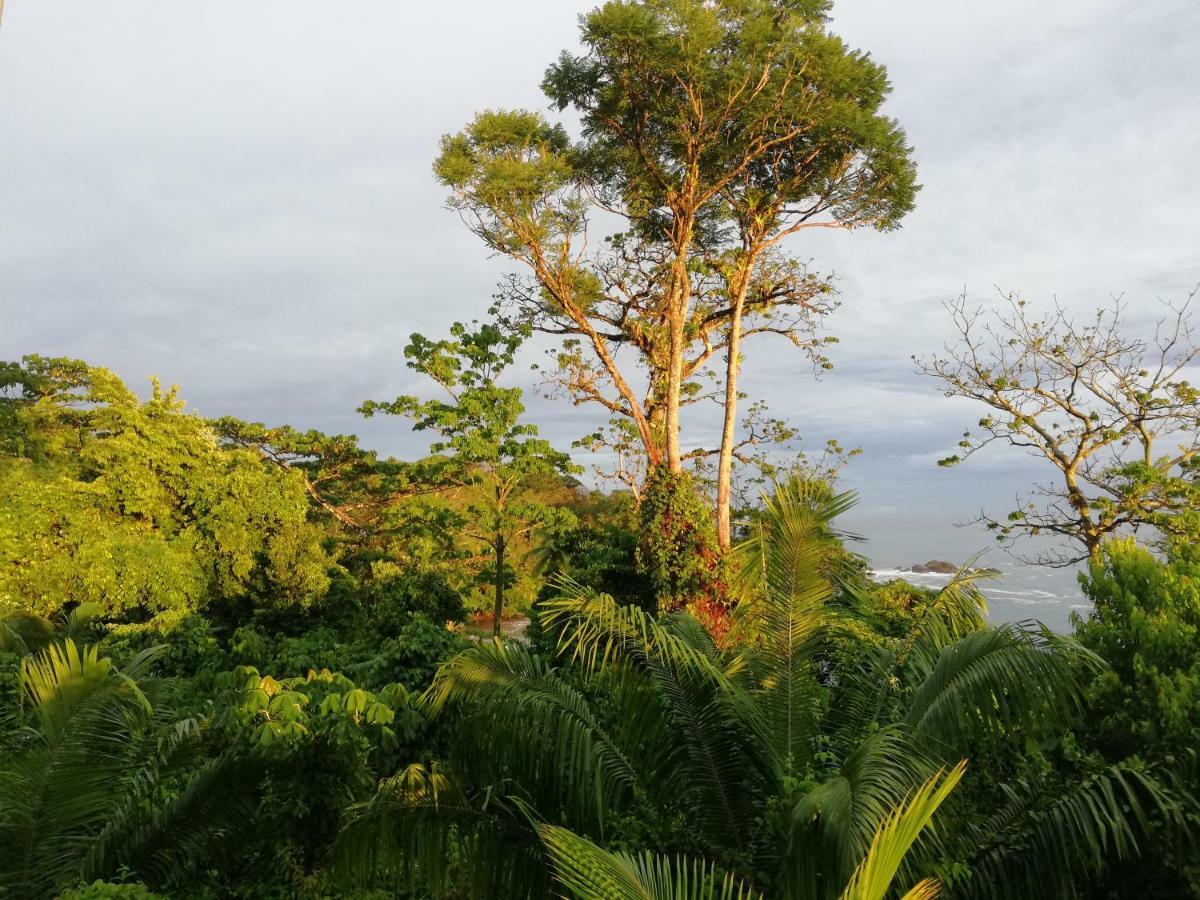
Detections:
715,244,760,551
665,312,685,473
716,295,747,550
664,220,696,474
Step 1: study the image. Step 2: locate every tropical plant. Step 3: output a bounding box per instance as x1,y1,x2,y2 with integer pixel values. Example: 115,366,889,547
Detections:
0,641,262,898
334,480,1153,898
0,636,430,899
1064,537,1200,897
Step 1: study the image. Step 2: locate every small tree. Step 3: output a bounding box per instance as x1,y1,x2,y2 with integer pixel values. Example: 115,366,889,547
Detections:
1071,538,1200,897
917,290,1200,564
361,323,576,635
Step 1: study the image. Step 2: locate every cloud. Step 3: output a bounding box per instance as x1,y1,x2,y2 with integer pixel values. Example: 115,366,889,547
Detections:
2,0,1198,559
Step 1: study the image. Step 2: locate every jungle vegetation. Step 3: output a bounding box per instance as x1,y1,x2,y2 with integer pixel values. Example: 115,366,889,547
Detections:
2,1,1198,898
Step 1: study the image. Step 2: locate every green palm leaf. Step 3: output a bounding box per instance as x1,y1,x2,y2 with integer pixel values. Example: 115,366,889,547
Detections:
424,638,647,827
902,624,1102,752
540,824,763,900
337,763,549,898
957,762,1192,899
0,641,153,898
786,728,937,895
896,560,994,660
837,761,966,900
731,479,860,780
539,582,771,853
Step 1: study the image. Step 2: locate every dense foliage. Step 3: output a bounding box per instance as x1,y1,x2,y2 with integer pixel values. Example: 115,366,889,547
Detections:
1068,538,1200,897
2,1,1198,898
0,357,330,626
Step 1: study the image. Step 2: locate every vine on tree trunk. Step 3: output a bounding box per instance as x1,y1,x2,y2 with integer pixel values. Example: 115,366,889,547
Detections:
636,466,729,639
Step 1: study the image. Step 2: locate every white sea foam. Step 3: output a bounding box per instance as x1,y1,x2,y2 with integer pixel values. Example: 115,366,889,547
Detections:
868,569,954,581
984,588,1059,600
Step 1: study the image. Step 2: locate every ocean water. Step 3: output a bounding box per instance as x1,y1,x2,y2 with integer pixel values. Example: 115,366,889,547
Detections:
865,561,1087,633
847,516,1090,633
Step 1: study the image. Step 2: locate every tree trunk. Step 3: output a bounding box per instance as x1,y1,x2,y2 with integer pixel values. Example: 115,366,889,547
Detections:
1064,466,1102,563
493,535,505,638
664,223,695,475
665,313,685,473
716,296,747,551
715,244,760,551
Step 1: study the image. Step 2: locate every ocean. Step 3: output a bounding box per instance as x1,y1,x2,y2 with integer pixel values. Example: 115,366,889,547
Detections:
847,515,1090,633
865,561,1087,633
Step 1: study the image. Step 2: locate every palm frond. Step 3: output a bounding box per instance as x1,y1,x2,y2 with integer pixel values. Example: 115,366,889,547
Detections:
336,763,548,899
822,647,901,761
897,559,994,659
730,480,857,781
539,579,728,680
786,728,937,896
837,761,965,900
902,624,1103,753
732,479,862,599
957,763,1192,900
0,641,153,898
540,824,763,900
84,748,267,888
423,638,645,828
59,602,102,646
539,582,772,856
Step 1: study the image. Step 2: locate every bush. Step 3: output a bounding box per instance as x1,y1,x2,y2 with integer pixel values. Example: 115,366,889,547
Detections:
57,883,165,900
363,566,465,632
1071,538,1200,898
862,579,940,638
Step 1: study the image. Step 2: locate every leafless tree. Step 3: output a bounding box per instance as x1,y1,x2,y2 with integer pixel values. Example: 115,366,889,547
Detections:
916,288,1200,565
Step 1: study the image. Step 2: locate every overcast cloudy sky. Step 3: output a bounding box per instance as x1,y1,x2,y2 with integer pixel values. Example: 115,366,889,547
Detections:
3,0,1199,565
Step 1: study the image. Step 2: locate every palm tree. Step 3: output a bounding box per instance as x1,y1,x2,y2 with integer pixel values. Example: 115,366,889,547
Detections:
337,480,1175,897
526,527,576,580
0,601,100,657
0,640,263,898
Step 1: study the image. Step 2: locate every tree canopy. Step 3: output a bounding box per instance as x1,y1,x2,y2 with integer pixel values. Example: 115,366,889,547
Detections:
0,357,330,625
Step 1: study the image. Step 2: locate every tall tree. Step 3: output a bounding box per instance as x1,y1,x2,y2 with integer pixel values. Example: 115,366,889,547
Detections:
435,0,919,549
917,291,1200,564
360,322,576,635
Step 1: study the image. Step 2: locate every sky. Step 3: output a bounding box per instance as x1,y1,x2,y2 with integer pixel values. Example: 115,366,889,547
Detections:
2,0,1199,573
